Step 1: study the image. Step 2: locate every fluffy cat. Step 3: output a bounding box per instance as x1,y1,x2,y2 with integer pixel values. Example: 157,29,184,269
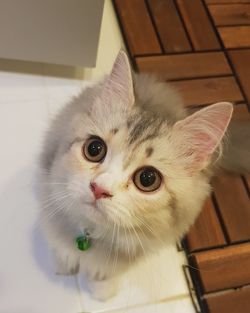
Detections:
38,51,247,300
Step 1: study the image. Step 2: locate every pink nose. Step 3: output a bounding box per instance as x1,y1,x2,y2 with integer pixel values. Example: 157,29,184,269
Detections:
90,182,112,200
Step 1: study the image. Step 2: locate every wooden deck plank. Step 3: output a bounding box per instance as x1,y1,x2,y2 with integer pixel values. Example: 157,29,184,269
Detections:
209,4,250,26
205,288,250,313
213,172,250,243
176,0,220,50
232,103,250,121
186,198,226,252
229,49,250,104
113,0,161,56
219,26,250,48
206,0,250,3
192,242,250,292
147,0,191,53
136,52,231,80
169,77,243,106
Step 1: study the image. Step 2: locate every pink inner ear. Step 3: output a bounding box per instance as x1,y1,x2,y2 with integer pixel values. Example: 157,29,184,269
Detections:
174,102,233,165
101,50,134,108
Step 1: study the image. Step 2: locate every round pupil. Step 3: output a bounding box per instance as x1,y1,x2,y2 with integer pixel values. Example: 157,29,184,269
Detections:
140,170,156,187
88,140,103,157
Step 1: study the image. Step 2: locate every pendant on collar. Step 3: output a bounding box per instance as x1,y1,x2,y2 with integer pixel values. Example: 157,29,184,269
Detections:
75,231,91,251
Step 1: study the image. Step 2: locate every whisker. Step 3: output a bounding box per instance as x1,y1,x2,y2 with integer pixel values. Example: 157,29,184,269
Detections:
41,192,72,211
105,220,116,270
112,222,119,276
127,219,146,257
133,214,165,246
110,199,166,254
124,226,131,263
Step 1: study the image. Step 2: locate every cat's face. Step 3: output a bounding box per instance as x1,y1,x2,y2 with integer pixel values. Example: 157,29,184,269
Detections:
52,107,175,231
46,51,233,247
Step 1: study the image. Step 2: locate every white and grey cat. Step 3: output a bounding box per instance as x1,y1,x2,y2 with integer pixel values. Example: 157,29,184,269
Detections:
39,51,249,300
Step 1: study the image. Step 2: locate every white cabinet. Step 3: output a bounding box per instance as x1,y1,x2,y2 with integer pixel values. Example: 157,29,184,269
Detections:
0,0,104,66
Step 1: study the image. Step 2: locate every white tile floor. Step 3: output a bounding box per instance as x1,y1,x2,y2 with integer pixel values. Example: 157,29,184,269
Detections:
77,246,194,313
0,1,196,312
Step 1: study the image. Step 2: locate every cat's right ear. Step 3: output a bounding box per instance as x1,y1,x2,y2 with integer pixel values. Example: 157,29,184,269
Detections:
100,50,135,109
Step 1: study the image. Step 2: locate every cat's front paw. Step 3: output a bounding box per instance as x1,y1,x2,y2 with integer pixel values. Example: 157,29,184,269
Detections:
87,278,118,301
56,261,79,275
54,253,79,276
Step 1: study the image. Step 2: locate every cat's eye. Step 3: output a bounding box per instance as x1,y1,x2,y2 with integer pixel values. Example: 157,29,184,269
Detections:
133,166,162,192
83,136,107,163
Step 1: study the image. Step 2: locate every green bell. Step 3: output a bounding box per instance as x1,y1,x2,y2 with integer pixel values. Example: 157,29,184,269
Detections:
75,235,91,251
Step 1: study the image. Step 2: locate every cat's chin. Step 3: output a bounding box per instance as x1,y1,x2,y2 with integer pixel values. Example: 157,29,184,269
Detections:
82,202,109,225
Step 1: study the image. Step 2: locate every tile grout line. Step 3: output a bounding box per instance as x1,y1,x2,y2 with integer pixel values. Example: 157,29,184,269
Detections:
78,293,191,313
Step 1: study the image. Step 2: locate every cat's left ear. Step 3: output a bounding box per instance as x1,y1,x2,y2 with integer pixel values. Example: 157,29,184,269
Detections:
101,50,135,108
173,102,233,169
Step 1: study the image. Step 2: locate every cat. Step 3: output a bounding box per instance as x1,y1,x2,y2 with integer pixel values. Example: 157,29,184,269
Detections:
38,51,249,300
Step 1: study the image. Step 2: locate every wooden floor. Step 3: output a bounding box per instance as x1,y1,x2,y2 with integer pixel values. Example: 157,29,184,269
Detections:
113,1,250,312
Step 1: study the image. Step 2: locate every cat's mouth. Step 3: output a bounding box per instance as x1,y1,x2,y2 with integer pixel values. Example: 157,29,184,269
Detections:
83,198,106,210
93,199,110,213
82,199,110,223
76,194,113,223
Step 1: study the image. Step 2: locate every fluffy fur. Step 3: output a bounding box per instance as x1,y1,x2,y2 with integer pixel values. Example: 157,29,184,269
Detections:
38,51,236,300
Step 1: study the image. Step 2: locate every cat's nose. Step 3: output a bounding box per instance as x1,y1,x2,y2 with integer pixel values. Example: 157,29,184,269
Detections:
90,182,112,200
